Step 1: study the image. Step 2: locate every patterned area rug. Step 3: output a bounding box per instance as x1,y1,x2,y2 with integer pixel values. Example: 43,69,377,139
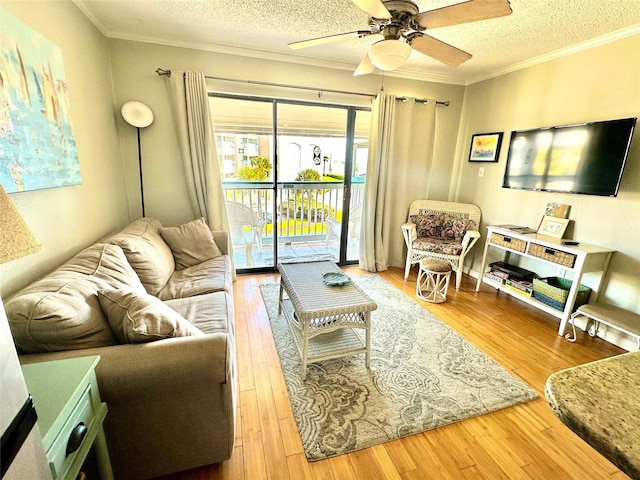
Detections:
259,274,538,461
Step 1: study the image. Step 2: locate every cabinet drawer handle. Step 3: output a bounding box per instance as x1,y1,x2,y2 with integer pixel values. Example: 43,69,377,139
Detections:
66,422,88,456
544,248,556,255
504,237,512,243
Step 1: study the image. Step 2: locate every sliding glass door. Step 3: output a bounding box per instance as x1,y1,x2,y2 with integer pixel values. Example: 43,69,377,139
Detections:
210,94,370,271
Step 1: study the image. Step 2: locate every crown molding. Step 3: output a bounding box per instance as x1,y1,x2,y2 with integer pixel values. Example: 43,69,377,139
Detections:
102,30,465,85
466,24,640,85
73,1,108,36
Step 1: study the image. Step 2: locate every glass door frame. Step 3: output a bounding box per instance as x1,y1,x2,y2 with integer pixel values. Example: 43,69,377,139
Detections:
210,92,370,272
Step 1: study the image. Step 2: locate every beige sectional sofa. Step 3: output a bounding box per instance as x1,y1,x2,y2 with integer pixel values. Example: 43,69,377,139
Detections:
6,217,236,480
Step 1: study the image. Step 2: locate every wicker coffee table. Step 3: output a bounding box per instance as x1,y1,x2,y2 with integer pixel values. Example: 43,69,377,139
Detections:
277,261,377,379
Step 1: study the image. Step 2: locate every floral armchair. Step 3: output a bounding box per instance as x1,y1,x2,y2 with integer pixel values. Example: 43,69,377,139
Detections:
401,200,481,290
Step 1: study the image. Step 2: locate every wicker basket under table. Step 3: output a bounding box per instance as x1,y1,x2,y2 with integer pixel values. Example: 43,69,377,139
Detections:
533,277,591,312
277,261,377,380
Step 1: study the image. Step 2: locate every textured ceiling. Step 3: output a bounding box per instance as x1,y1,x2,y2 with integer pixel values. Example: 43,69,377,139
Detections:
75,0,640,84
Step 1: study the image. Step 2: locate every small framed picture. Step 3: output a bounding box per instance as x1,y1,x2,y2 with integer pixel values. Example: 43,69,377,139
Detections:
468,132,503,162
538,216,570,239
544,202,571,219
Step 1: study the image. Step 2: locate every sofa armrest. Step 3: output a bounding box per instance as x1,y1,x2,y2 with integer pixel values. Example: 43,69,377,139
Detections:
212,230,230,256
401,222,417,247
100,334,232,395
461,229,481,251
21,334,231,391
20,333,236,479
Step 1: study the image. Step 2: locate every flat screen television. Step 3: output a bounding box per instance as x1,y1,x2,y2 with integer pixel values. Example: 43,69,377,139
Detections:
502,117,636,197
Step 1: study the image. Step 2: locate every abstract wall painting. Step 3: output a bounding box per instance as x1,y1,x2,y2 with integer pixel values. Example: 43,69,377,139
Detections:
468,132,503,163
0,8,81,193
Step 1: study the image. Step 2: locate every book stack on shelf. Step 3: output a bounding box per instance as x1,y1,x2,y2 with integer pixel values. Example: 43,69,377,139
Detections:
503,278,534,297
483,261,536,296
482,270,507,287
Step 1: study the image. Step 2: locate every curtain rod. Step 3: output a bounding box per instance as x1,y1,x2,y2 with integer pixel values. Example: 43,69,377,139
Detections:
397,96,450,107
155,68,450,106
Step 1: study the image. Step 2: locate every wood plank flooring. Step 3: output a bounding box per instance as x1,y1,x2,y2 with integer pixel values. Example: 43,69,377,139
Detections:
157,267,629,480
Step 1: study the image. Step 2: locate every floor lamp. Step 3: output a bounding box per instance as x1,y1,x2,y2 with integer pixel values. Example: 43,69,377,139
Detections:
121,101,154,217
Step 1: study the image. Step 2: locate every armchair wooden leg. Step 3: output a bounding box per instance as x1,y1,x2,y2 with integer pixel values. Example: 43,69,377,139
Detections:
404,257,412,280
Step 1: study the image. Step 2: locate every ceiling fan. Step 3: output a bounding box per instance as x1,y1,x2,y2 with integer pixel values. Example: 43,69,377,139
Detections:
288,0,512,75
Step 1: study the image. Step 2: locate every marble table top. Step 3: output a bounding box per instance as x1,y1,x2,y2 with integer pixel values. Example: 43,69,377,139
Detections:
545,351,640,479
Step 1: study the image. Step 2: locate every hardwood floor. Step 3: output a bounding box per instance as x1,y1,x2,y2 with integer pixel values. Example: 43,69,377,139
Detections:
157,267,629,480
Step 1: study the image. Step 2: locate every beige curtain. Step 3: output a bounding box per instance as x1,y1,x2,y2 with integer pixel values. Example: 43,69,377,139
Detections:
360,93,437,272
164,71,229,231
164,71,235,278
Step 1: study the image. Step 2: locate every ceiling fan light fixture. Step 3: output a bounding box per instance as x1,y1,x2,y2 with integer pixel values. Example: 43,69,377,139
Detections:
368,39,411,71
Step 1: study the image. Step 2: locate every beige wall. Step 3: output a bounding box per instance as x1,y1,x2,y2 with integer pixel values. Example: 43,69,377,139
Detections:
107,39,466,226
0,1,129,296
453,35,640,323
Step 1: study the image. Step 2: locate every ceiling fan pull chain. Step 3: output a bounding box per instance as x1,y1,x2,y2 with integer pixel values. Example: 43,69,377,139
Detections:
380,72,385,92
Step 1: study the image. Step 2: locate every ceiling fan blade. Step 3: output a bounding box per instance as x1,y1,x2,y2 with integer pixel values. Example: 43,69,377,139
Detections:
353,54,376,76
409,34,472,67
417,0,512,30
351,0,391,19
288,30,371,50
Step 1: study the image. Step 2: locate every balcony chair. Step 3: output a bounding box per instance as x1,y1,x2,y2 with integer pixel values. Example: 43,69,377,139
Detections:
325,203,362,255
401,200,481,290
226,201,266,253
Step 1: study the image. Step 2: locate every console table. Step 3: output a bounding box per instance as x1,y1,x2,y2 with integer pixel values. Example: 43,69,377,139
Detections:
21,356,113,480
476,226,615,336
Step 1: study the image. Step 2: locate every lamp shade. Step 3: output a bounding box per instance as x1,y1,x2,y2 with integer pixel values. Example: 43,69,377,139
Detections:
0,185,42,264
121,101,154,128
368,39,411,71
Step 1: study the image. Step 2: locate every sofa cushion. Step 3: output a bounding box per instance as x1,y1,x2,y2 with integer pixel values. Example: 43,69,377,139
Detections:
6,244,145,353
166,291,234,336
412,237,464,256
158,217,222,270
98,289,203,343
157,255,232,301
106,218,175,295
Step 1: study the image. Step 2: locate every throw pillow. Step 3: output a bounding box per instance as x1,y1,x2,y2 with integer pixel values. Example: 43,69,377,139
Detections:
106,218,175,295
98,288,203,343
442,216,476,241
410,214,442,239
159,217,222,270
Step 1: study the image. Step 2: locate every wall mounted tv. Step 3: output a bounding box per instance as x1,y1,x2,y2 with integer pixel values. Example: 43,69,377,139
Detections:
502,117,636,197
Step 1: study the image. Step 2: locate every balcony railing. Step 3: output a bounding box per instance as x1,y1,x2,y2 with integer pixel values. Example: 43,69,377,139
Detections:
222,179,364,267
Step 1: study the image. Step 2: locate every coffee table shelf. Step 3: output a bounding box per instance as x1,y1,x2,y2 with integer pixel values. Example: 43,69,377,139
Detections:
280,297,367,363
277,261,377,379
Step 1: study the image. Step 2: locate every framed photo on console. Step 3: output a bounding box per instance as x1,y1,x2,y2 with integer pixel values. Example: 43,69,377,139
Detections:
538,216,570,238
468,132,503,162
